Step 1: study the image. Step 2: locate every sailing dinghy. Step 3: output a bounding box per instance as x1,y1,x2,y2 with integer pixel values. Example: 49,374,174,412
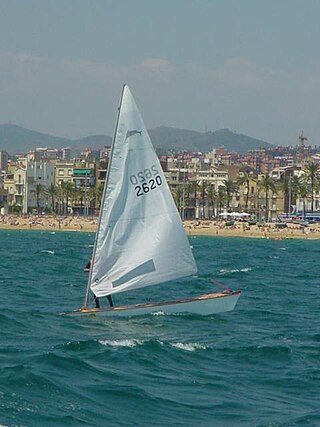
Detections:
65,85,240,317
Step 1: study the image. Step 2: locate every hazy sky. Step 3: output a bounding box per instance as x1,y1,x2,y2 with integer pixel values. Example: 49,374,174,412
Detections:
0,0,319,145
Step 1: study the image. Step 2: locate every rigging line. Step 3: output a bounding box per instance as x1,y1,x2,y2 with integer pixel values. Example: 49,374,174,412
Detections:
209,278,232,291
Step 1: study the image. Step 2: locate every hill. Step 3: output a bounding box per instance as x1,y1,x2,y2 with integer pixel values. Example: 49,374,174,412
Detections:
0,124,272,155
149,127,272,153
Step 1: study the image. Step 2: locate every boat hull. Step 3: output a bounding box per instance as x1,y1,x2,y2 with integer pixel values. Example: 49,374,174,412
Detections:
64,290,241,317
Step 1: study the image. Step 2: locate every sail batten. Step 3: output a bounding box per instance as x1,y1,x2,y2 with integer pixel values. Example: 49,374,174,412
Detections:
90,85,197,298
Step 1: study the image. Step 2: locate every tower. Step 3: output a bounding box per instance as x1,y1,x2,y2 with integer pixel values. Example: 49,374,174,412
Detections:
298,131,308,147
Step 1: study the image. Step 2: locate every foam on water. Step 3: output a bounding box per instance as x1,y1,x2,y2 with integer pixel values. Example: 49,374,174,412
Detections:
170,342,207,352
219,267,252,274
99,339,143,348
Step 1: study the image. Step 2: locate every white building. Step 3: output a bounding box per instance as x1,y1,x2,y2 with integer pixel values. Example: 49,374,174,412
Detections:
4,159,55,213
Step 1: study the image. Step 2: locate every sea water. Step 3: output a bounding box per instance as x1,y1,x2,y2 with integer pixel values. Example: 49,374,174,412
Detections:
0,230,319,426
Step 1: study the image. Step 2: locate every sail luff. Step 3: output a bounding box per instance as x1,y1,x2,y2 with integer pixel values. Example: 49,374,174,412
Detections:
83,84,126,307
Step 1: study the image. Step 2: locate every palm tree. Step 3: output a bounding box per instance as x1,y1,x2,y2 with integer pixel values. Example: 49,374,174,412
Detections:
258,175,277,221
304,161,320,214
44,184,57,213
32,184,44,214
186,180,199,219
199,180,209,219
87,186,97,214
216,186,227,215
60,181,74,216
188,180,199,207
237,172,251,211
70,187,81,213
171,185,184,217
294,177,309,219
278,173,291,216
96,183,105,210
223,179,238,209
206,184,217,218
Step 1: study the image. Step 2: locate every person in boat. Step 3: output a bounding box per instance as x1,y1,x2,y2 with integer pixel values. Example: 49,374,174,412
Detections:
94,294,113,308
84,259,91,272
84,259,113,308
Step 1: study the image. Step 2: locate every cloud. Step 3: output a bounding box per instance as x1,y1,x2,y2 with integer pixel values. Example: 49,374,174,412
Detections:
136,57,176,73
0,50,319,145
185,57,275,90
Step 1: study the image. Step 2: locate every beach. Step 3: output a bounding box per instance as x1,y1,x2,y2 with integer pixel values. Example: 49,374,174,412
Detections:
1,214,320,239
0,214,97,232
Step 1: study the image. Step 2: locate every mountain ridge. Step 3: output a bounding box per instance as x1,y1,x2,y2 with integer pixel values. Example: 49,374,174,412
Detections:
0,124,273,155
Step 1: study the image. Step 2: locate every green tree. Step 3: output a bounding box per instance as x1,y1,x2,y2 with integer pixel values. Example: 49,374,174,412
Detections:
304,161,320,214
199,180,209,219
60,181,74,216
223,179,238,209
44,184,57,213
171,185,184,217
237,172,251,211
217,187,227,215
96,183,105,209
258,175,277,221
32,184,44,214
206,184,217,218
294,177,309,219
278,173,292,216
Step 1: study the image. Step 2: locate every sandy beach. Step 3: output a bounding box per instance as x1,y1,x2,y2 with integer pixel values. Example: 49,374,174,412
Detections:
1,214,320,239
0,214,98,232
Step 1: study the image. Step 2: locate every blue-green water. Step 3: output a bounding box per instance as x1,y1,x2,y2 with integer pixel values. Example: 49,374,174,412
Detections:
0,230,319,427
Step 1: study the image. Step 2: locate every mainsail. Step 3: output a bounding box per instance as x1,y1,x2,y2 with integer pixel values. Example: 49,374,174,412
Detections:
89,85,197,299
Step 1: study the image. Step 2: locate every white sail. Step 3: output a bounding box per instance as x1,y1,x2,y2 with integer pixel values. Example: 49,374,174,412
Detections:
90,85,197,298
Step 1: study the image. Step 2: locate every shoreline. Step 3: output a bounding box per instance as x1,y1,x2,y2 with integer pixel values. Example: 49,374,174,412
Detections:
1,215,320,239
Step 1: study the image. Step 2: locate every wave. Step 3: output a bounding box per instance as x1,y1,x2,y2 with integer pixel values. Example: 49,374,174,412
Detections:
169,342,207,352
40,250,55,255
219,267,252,274
97,338,207,352
99,339,143,348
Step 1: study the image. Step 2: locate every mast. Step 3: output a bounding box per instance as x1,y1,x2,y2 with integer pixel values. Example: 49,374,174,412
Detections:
83,84,126,307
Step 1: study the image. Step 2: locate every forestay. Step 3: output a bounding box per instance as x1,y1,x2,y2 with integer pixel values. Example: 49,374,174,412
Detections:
90,85,197,298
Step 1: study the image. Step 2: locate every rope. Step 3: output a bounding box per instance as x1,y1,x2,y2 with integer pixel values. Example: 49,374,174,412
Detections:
209,278,232,292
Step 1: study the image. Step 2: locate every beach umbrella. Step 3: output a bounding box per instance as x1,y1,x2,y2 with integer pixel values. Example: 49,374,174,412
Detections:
219,212,231,217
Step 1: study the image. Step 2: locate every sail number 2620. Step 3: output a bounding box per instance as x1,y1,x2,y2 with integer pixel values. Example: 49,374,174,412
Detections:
129,165,163,197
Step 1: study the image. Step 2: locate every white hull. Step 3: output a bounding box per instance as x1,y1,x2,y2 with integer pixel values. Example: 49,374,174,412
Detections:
64,291,241,318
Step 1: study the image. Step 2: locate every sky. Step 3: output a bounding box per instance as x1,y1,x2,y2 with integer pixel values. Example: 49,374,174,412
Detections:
0,0,320,145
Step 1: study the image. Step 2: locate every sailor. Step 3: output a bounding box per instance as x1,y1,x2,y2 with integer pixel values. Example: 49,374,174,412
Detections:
85,259,114,308
84,259,91,272
94,294,100,308
93,294,113,308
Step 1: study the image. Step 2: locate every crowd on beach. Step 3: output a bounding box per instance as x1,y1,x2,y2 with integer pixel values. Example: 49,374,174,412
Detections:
1,214,320,239
0,214,97,232
184,219,320,239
